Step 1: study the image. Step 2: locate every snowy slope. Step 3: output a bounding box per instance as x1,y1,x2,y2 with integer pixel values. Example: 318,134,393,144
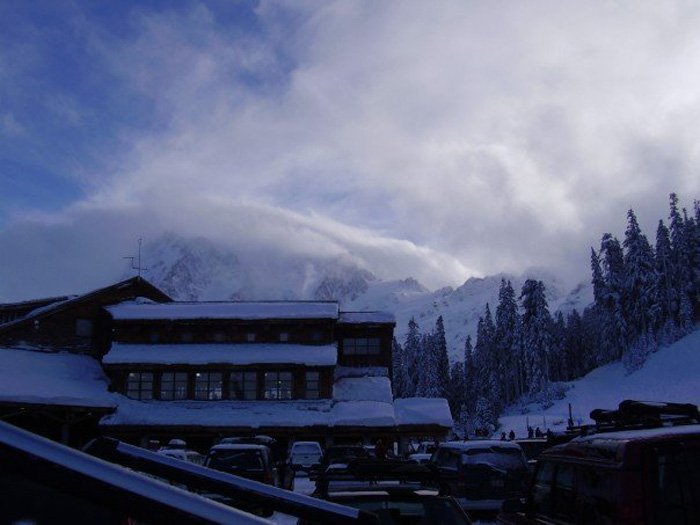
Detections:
499,326,700,438
132,234,592,362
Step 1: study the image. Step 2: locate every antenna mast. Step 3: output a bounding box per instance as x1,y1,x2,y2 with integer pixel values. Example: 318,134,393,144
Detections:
123,238,149,277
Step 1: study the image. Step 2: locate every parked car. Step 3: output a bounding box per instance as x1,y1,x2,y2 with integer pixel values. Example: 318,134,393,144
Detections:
205,443,279,487
158,438,205,465
407,440,439,465
431,440,529,518
288,441,323,472
498,400,700,525
513,438,549,471
301,459,472,525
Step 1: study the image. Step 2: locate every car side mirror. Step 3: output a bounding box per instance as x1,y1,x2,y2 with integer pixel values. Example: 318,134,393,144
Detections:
501,498,525,514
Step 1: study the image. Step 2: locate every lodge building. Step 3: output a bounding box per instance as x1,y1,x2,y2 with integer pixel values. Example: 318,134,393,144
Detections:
0,277,452,453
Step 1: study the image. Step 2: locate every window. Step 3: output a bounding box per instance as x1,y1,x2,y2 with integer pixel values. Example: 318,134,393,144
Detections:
305,371,320,399
264,371,293,400
230,371,258,400
343,338,381,355
150,331,160,343
194,372,223,400
75,318,93,338
126,372,153,400
180,332,193,342
246,333,256,342
279,332,289,342
213,332,226,342
160,372,188,400
311,331,322,342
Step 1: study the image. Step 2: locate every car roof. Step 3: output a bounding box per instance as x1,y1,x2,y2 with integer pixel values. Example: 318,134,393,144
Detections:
543,424,700,462
209,444,269,452
440,440,522,450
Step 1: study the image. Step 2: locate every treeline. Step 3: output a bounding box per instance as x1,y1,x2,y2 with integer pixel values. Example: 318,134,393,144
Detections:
391,193,700,436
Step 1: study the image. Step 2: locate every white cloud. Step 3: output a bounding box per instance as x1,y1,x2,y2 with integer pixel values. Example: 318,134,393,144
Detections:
3,0,700,297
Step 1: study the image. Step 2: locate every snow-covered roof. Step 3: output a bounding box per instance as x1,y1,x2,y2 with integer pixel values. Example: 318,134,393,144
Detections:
103,343,338,367
394,398,453,428
107,301,339,321
334,366,389,380
0,347,117,409
338,312,395,324
333,376,393,403
102,394,453,430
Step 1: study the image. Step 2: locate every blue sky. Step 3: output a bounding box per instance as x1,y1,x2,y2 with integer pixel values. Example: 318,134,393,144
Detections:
1,1,700,299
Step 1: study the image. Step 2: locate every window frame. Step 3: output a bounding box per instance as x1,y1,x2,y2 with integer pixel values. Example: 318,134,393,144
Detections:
194,371,223,400
263,371,294,400
126,371,154,400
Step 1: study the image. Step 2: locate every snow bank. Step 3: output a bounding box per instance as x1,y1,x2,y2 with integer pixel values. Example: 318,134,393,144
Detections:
499,326,700,438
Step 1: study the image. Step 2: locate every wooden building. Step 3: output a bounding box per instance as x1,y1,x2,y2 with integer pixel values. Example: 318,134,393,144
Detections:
0,278,452,452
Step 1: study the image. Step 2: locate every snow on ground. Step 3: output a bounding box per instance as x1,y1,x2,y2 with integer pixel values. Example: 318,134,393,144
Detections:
499,326,700,438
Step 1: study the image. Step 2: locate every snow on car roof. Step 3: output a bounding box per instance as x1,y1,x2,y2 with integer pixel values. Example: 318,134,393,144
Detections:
441,439,523,450
107,301,339,321
209,444,269,451
575,424,700,442
103,342,338,366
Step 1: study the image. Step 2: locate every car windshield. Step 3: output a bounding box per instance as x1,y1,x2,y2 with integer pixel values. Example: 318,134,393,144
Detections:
345,497,468,524
325,447,368,463
293,444,321,454
461,446,526,470
207,449,264,472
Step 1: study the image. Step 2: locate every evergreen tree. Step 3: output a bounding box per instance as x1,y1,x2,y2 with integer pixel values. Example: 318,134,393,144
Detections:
402,318,421,397
417,333,441,397
655,220,677,341
669,193,693,333
434,316,451,398
622,208,657,362
448,361,465,419
391,337,404,398
494,279,521,405
463,335,477,415
520,279,552,394
599,233,628,361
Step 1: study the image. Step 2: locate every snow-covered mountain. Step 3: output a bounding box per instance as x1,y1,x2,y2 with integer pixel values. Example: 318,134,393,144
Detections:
132,234,592,361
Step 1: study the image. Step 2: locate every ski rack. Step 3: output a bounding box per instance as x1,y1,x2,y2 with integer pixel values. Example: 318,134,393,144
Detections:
314,459,443,497
572,400,700,436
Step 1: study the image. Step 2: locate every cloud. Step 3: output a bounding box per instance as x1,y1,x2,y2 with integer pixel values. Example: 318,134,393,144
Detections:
3,1,700,298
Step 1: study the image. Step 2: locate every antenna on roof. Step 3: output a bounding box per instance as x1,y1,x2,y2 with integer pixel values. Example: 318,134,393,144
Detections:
123,238,149,277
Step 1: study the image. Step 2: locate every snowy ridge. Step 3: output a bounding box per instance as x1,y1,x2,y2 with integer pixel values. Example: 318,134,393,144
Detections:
498,326,700,438
135,234,592,362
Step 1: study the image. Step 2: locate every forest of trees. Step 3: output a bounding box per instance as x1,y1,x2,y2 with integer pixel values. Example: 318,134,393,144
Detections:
391,193,700,436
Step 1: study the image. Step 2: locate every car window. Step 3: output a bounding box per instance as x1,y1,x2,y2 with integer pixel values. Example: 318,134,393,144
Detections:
293,444,321,454
207,450,264,472
460,446,526,470
575,466,616,522
531,460,555,515
552,463,575,520
653,443,700,524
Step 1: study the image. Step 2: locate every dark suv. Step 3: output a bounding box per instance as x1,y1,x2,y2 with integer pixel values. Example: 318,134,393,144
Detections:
431,440,529,517
205,443,278,486
498,400,700,524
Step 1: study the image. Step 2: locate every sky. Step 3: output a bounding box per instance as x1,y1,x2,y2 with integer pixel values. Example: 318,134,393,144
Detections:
1,0,700,301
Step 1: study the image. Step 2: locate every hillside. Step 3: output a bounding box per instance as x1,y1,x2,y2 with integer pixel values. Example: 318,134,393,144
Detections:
498,326,700,438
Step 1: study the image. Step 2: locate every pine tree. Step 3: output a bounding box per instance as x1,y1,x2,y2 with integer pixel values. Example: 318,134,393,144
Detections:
391,337,404,398
417,333,441,397
463,335,476,415
599,233,628,361
448,361,465,419
520,279,552,394
494,279,521,405
623,210,658,341
434,316,451,398
669,193,693,334
655,220,677,342
402,318,421,397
